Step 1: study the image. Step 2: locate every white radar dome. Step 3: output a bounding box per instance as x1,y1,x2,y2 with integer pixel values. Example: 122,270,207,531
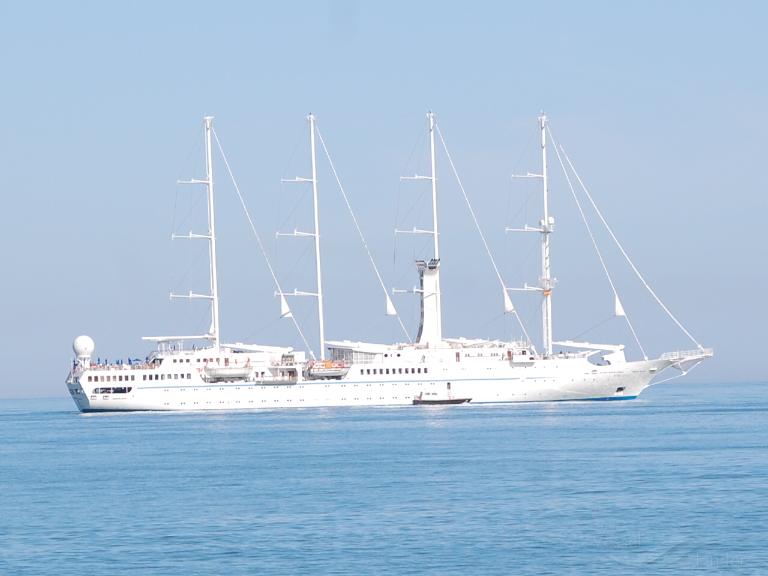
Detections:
73,335,95,358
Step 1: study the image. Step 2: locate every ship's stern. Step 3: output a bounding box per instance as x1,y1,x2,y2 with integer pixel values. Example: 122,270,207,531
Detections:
65,372,91,412
66,335,96,412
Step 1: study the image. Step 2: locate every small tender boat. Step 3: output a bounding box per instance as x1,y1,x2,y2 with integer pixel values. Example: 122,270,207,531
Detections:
413,395,471,406
413,385,471,405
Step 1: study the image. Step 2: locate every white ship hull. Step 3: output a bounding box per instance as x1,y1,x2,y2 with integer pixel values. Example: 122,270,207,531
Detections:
66,356,672,412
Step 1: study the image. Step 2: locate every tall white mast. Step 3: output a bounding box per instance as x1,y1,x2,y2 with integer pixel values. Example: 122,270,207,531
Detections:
428,111,443,340
205,117,221,349
278,114,326,360
539,113,553,356
395,111,443,346
428,112,440,261
309,113,326,360
169,116,221,349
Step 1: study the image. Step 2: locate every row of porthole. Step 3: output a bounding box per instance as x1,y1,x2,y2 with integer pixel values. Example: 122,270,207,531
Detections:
359,367,428,376
170,358,235,364
86,373,193,383
159,383,434,392
87,374,136,383
169,397,407,405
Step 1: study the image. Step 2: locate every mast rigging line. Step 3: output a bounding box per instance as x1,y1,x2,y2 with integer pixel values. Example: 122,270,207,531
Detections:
547,128,648,360
315,125,411,342
548,126,704,352
212,129,315,358
434,124,534,346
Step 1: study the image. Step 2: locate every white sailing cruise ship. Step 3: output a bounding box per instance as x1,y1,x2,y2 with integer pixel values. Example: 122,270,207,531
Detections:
65,114,712,412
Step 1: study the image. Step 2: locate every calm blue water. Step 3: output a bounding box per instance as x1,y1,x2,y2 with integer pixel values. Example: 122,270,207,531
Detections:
1,382,766,575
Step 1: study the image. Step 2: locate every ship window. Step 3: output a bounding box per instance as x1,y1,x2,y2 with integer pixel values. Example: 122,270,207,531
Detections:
131,375,135,381
95,387,130,394
424,368,428,374
366,369,371,375
385,369,389,375
417,368,421,374
87,376,92,382
187,373,192,379
143,375,147,381
174,374,179,379
161,374,166,380
398,368,403,374
360,369,364,375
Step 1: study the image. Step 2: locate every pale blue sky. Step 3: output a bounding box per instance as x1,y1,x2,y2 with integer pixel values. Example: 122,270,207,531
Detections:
1,1,765,398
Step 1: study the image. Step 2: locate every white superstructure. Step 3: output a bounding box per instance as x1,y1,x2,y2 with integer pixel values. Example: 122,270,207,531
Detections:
65,114,712,412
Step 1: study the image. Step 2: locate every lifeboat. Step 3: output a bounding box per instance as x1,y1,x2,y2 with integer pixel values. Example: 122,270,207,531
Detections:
203,362,252,382
306,360,349,380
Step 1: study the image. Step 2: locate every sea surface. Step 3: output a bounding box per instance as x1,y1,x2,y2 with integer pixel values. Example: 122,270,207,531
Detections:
1,382,766,575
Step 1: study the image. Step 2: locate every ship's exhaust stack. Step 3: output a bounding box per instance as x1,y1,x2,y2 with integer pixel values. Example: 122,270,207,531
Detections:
415,259,442,347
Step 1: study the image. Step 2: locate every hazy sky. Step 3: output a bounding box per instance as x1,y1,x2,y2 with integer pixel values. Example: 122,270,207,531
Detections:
1,1,765,398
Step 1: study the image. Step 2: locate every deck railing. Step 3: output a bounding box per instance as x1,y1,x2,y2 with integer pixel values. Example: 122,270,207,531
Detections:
661,348,714,361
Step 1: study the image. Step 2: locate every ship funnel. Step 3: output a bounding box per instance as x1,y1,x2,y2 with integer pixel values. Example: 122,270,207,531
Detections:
415,259,442,347
73,335,95,366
